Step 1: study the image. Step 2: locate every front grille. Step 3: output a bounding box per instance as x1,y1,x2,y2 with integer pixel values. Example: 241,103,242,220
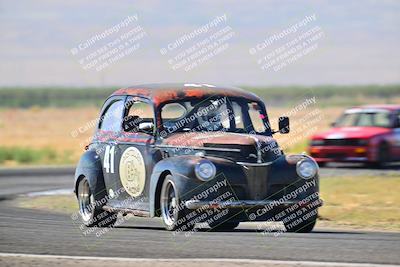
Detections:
325,153,346,159
204,143,257,162
204,141,281,163
242,165,269,200
322,139,362,146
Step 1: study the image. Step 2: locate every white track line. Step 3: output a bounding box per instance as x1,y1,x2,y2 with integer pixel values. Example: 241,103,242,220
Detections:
0,253,398,267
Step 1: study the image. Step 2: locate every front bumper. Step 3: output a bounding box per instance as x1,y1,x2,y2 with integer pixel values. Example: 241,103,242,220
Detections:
185,199,323,210
309,146,370,162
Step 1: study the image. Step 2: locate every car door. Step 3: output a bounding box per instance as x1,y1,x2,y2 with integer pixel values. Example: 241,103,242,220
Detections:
110,96,161,212
94,96,126,202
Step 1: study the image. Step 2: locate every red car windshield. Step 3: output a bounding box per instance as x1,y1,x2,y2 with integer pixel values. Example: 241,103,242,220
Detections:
335,110,391,128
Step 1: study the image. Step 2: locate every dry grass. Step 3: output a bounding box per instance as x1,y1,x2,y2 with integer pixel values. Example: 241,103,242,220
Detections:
318,176,400,231
0,107,99,165
18,194,77,215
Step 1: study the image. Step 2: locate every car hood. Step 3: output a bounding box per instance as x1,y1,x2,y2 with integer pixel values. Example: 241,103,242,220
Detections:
161,131,281,161
312,126,391,140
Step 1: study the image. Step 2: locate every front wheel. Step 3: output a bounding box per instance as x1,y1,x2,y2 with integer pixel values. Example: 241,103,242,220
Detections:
77,177,117,228
374,142,390,168
160,175,193,231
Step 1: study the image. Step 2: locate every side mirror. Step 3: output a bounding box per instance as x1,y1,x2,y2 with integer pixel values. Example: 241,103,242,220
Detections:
123,115,154,134
278,116,290,134
138,122,154,134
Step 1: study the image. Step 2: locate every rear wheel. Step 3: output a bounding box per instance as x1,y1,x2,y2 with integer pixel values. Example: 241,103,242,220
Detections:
77,177,117,227
160,175,193,231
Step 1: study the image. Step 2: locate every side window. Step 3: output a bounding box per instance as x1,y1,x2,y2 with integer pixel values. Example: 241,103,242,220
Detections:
374,112,390,127
357,112,390,127
99,100,124,132
231,102,245,129
124,100,154,133
248,102,266,133
162,103,187,120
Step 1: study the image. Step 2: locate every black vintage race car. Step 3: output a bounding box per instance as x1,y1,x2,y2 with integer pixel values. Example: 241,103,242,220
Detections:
74,83,322,232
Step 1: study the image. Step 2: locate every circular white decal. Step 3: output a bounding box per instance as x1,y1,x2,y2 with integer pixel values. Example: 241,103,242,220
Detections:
119,147,146,197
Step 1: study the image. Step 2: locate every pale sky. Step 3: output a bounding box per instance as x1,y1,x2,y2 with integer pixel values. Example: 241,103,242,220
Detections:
0,0,399,87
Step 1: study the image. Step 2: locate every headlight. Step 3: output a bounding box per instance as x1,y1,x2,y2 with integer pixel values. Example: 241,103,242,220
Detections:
296,159,318,179
195,160,216,181
311,139,324,146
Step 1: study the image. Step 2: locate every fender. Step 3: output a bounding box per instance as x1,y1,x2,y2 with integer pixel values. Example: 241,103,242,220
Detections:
148,155,246,217
269,155,319,197
149,155,198,217
74,149,107,204
269,155,297,183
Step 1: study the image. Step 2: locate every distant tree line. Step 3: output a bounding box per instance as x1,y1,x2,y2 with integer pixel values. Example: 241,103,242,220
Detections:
0,85,398,108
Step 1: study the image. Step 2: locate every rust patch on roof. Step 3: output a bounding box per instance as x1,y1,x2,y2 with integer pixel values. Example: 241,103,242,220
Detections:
113,87,151,97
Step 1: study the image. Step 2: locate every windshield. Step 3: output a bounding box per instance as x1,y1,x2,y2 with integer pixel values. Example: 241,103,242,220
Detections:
335,110,391,128
160,97,272,135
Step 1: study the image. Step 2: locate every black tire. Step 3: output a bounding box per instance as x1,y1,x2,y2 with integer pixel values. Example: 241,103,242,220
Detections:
209,221,240,231
369,142,390,169
77,177,117,228
160,175,193,231
284,218,316,233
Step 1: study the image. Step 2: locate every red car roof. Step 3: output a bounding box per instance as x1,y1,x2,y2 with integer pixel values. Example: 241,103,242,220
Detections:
111,83,262,106
350,104,400,111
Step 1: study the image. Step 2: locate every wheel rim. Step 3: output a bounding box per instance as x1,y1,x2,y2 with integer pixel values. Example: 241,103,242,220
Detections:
161,181,178,226
78,179,94,222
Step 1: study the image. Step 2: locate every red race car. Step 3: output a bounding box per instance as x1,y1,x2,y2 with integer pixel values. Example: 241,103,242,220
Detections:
309,105,400,167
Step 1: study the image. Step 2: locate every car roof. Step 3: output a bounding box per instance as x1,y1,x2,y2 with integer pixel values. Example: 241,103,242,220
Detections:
111,83,262,106
347,104,400,112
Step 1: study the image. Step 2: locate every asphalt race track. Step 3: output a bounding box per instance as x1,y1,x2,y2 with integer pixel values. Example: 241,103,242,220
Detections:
0,167,399,266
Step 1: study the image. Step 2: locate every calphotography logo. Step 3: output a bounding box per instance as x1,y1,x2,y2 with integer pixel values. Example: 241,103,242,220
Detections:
250,14,324,72
160,14,235,72
70,14,147,72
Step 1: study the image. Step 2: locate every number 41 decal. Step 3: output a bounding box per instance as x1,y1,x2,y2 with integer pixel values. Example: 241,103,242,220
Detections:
104,145,115,173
